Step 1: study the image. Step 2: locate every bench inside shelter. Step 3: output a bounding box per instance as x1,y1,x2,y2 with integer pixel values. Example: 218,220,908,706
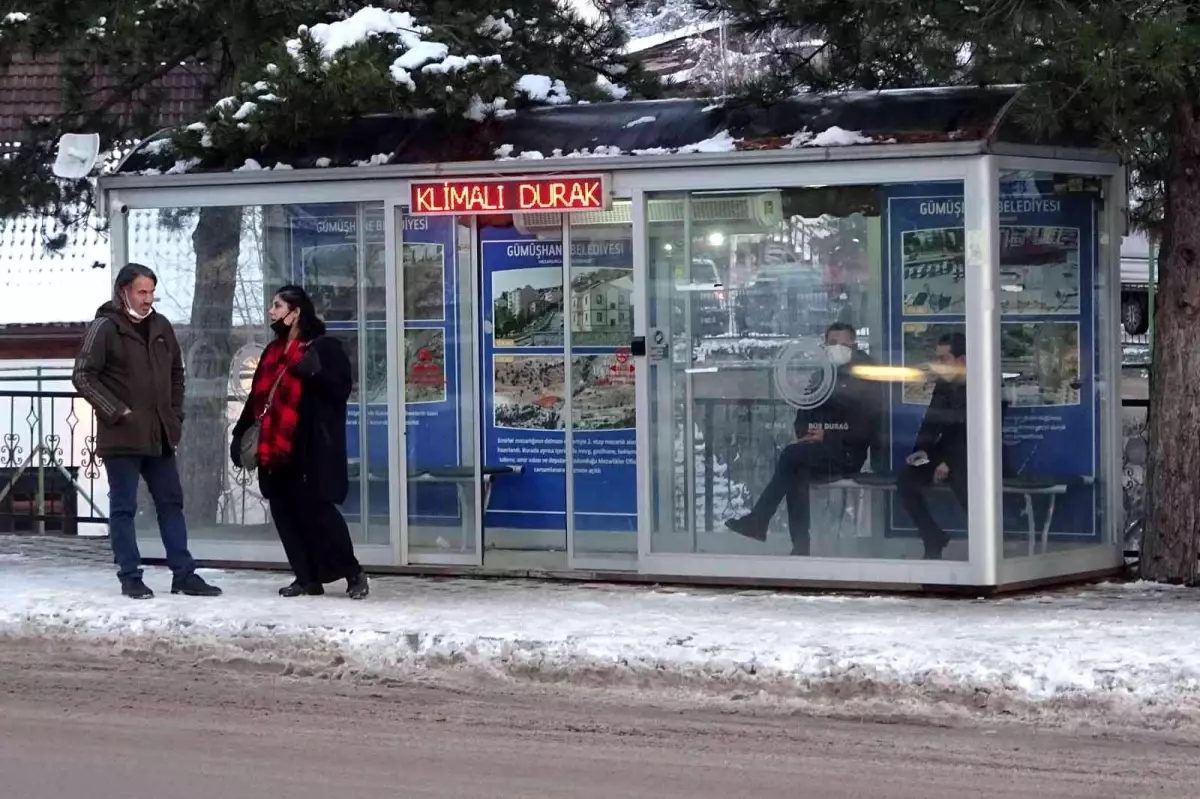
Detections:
822,471,1095,555
346,460,524,551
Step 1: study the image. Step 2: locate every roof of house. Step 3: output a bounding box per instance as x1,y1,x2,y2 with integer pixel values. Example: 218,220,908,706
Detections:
0,51,213,143
0,50,217,325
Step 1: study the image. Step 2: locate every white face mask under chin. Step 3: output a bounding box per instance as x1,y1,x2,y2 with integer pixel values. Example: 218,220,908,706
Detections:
826,344,853,367
124,292,153,321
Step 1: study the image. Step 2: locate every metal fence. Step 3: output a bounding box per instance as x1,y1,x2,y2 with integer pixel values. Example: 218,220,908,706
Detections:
0,367,268,536
0,371,106,534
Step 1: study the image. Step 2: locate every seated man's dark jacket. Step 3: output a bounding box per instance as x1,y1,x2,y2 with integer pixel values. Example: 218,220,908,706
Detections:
792,349,884,474
913,377,967,469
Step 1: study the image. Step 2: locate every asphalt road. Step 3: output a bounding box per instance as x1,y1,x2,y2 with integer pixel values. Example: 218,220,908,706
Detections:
1,636,1197,799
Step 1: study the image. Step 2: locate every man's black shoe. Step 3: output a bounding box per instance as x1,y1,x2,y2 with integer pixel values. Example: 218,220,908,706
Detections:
171,573,223,597
121,578,154,600
726,516,767,542
279,581,324,597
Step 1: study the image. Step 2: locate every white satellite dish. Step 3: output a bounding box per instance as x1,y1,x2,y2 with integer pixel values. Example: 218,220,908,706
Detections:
52,133,101,179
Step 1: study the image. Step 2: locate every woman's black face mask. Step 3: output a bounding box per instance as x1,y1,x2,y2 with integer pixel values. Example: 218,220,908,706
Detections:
271,306,296,338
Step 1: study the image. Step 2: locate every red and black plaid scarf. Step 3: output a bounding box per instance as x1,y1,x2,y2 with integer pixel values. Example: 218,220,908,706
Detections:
253,339,306,468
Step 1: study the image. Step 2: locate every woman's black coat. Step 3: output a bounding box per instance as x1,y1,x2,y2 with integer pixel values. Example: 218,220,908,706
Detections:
232,335,352,504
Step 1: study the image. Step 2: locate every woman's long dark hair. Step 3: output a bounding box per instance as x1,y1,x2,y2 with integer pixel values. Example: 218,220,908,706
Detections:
275,285,326,340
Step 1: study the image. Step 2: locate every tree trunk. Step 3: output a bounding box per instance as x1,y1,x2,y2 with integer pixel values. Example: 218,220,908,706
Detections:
176,206,243,528
1142,107,1200,584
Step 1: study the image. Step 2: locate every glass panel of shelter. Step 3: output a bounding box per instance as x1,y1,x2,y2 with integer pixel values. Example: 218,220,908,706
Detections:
477,211,567,568
397,208,483,564
467,203,641,570
645,182,976,561
568,202,639,567
126,202,391,553
994,170,1112,559
303,202,388,549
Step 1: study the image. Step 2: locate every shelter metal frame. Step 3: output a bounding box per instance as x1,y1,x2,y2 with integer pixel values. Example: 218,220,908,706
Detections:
100,143,1124,590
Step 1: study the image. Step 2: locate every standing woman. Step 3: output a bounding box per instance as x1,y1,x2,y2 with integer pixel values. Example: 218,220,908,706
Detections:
232,285,369,599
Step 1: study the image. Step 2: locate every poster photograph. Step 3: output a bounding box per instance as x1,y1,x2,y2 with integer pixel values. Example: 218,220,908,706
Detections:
403,328,447,404
326,328,389,404
1000,322,1081,406
998,226,1081,315
492,266,565,347
403,242,446,322
901,321,965,405
571,354,636,431
493,355,566,430
302,243,358,322
900,227,965,316
570,267,634,346
363,239,386,318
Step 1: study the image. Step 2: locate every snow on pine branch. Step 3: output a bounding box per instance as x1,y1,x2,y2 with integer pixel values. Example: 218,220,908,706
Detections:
156,5,635,171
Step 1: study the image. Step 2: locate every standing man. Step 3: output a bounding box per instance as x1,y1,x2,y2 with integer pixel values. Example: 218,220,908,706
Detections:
73,263,222,599
898,331,968,560
726,323,884,555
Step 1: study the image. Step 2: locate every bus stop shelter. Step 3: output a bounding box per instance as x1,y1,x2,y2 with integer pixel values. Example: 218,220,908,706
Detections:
97,85,1126,592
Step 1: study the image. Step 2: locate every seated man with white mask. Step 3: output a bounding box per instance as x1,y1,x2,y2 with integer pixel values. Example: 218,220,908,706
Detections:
726,322,884,555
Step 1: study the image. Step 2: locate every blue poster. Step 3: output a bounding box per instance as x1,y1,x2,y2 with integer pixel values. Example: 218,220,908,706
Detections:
882,181,1101,543
479,225,638,532
286,205,462,523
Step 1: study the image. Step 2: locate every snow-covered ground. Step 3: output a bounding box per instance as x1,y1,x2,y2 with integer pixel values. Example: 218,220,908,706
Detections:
2,542,1199,729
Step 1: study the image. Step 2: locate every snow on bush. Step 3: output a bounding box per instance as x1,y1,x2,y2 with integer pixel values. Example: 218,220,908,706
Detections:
516,74,572,104
288,7,423,61
595,74,630,100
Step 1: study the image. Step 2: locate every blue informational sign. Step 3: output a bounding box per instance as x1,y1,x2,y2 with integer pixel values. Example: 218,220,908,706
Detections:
285,205,462,523
882,181,1100,543
479,225,638,532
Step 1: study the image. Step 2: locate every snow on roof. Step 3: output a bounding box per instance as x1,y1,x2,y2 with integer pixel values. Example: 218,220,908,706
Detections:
790,126,884,148
623,21,726,55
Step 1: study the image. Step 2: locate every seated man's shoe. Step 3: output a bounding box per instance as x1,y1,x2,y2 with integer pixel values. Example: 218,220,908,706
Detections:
923,534,950,560
726,517,768,542
171,573,223,597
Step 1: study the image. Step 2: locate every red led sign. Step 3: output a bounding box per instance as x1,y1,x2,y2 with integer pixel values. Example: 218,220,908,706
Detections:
411,176,608,215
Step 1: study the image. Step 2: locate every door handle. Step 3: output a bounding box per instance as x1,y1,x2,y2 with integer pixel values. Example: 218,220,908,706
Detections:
630,336,646,357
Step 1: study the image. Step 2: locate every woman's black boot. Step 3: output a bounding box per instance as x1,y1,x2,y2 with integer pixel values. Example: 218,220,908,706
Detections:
346,571,369,600
279,581,324,597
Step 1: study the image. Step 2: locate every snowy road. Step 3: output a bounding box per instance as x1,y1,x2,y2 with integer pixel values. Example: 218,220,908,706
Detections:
1,636,1198,799
6,542,1200,730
